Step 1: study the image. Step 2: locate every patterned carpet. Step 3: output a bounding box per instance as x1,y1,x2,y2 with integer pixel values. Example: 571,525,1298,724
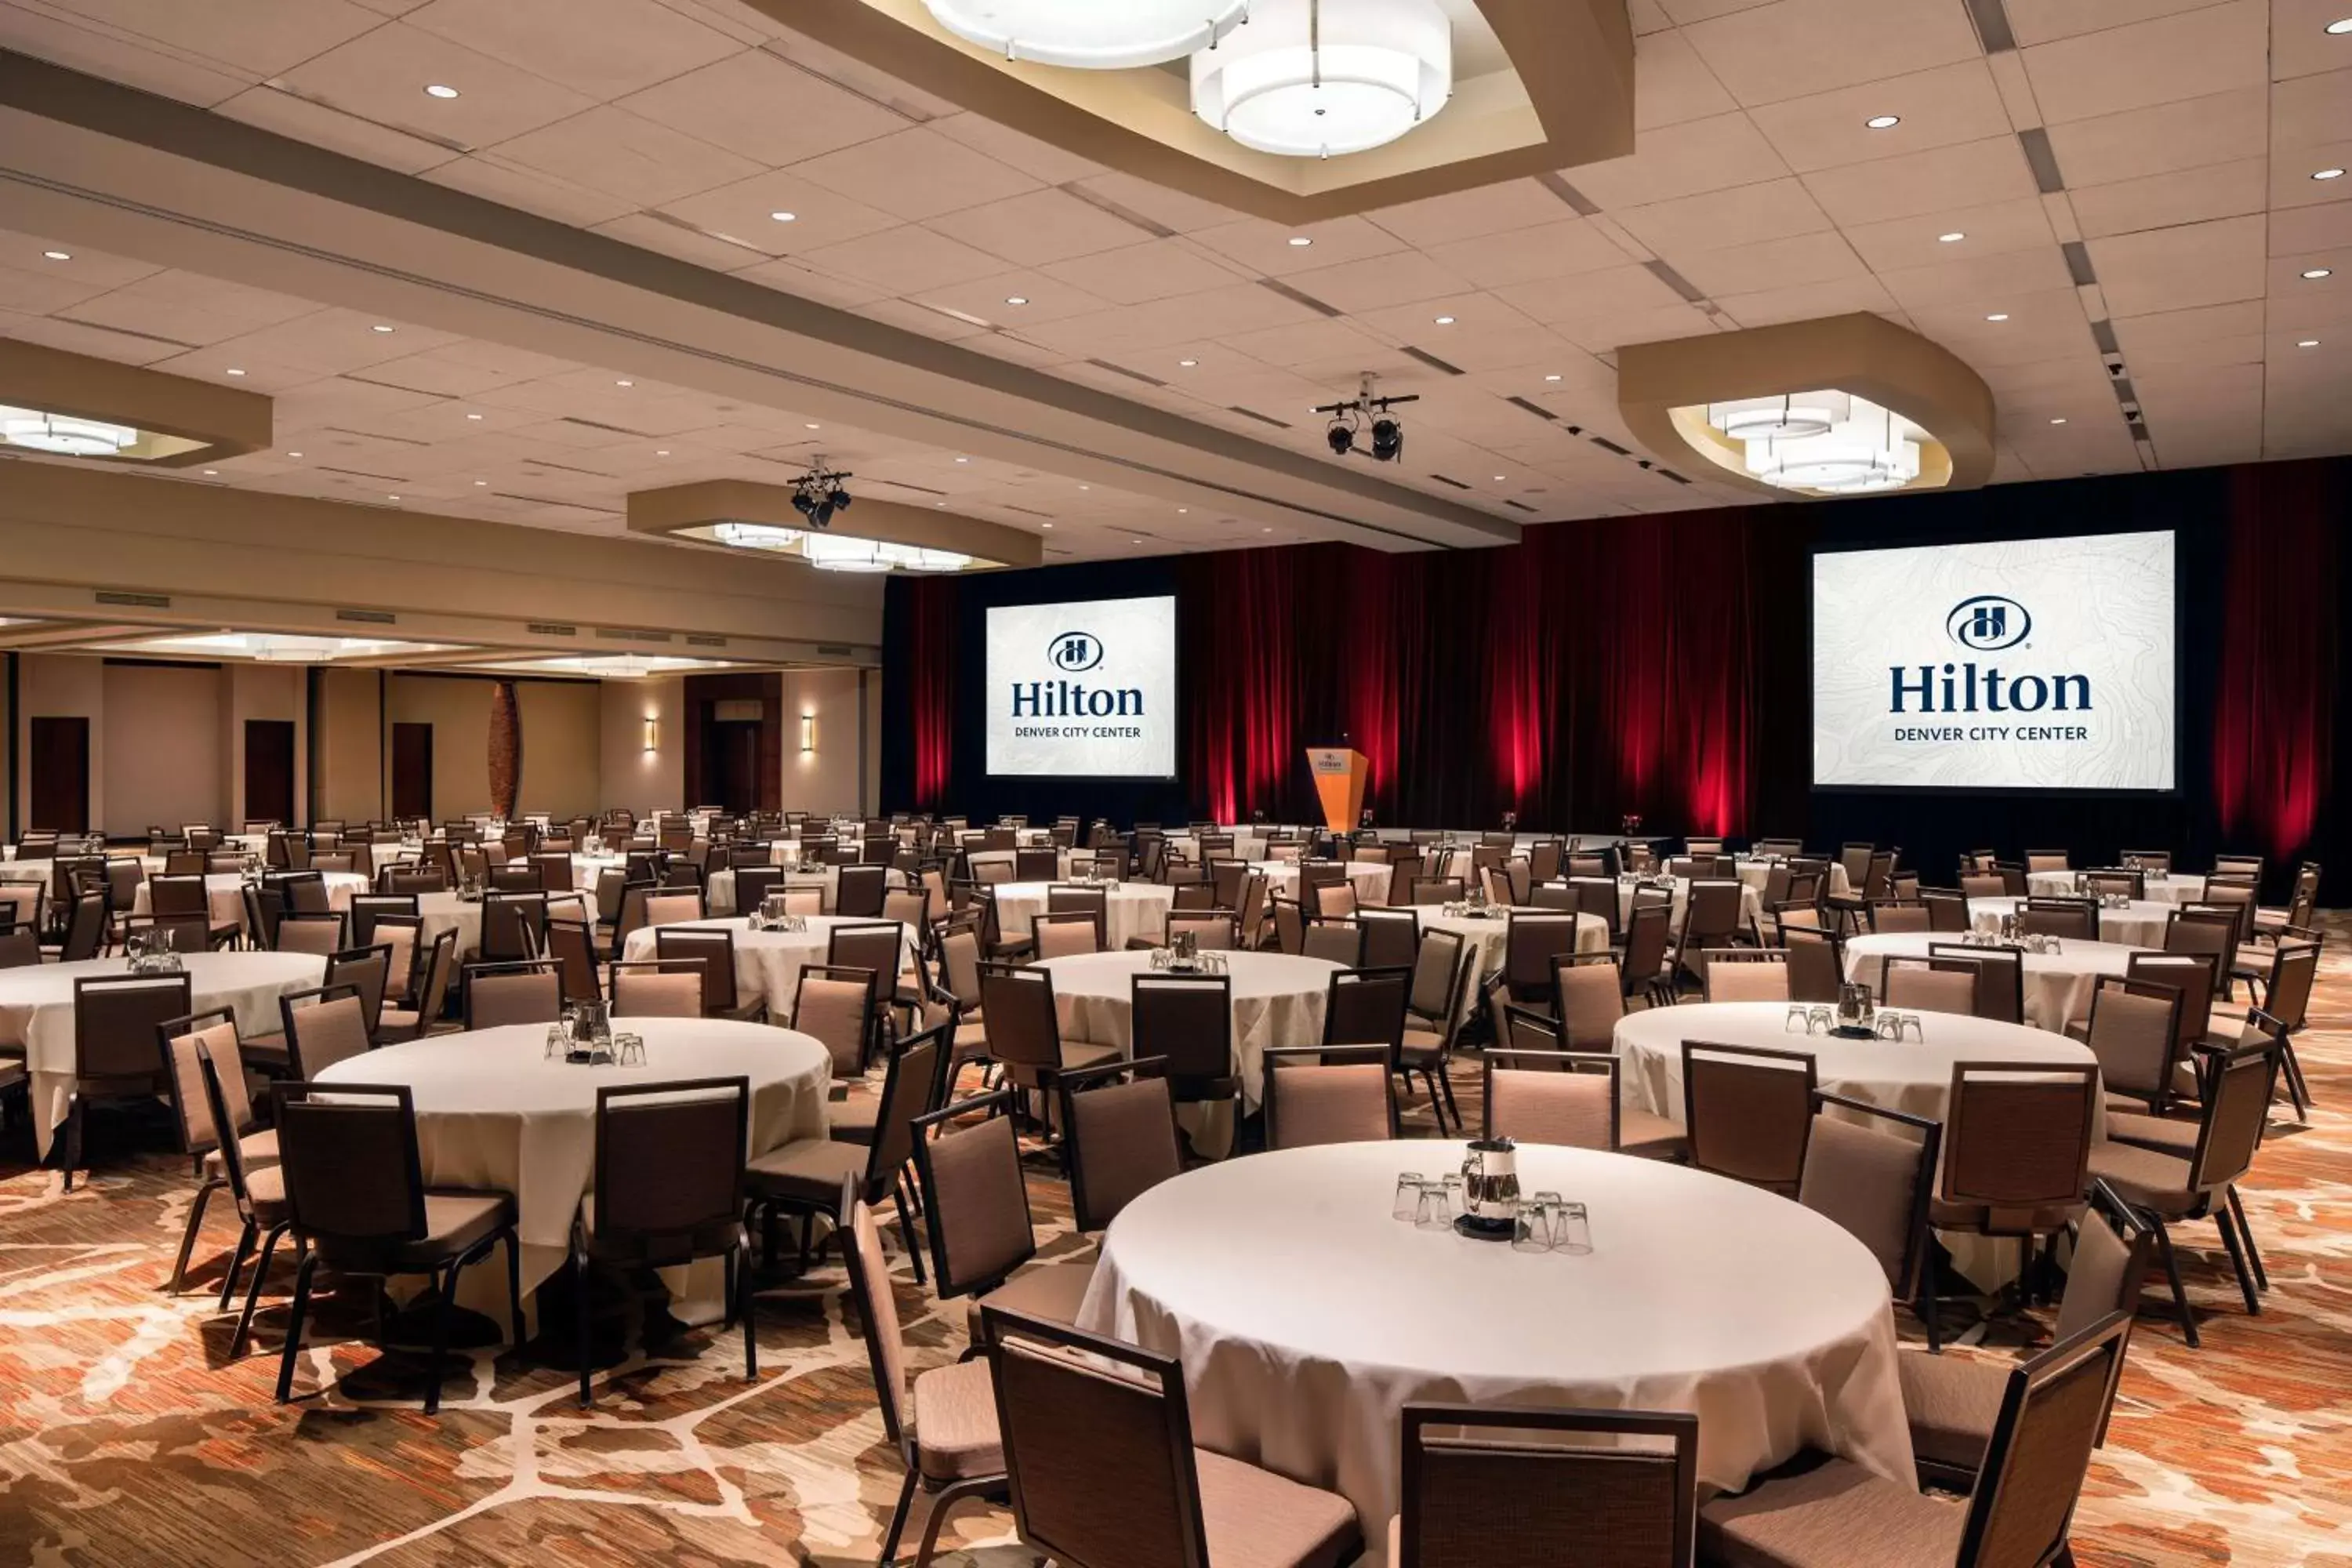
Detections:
2,920,2348,1566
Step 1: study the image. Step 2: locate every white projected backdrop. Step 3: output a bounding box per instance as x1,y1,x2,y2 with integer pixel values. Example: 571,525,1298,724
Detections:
1813,531,2175,790
985,596,1178,778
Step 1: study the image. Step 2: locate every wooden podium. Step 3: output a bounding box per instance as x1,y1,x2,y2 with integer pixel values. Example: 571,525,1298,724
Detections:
1305,747,1369,834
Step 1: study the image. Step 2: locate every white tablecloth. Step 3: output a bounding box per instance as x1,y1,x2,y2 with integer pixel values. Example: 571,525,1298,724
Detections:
1968,897,2172,950
1616,876,1765,933
992,880,1174,949
1733,858,1851,898
2026,869,2206,904
1078,1142,1912,1548
1036,949,1339,1109
1843,933,2143,1032
317,1019,829,1322
0,952,325,1156
1409,906,1608,1014
1256,861,1395,906
620,914,913,1014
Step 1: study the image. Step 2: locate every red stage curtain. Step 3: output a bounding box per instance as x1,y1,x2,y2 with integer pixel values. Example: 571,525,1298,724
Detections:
2214,463,2341,861
901,575,959,809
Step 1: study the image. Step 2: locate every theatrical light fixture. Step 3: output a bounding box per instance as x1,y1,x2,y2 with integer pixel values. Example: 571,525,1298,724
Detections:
786,459,856,530
924,0,1247,67
1192,0,1454,159
1316,372,1415,464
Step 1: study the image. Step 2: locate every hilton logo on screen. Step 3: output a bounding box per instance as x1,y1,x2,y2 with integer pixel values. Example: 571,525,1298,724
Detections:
1889,596,2091,720
1012,628,1145,721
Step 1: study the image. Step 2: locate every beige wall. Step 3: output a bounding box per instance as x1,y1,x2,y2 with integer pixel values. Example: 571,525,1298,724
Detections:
516,681,603,820
600,677,683,816
382,673,603,821
102,661,226,832
779,669,870,817
224,663,307,828
16,653,104,833
314,666,383,824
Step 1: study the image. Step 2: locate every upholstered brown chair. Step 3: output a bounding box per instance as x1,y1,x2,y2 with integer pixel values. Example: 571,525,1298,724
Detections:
1703,951,1791,1002
2020,898,2098,941
829,920,909,1059
2236,938,2318,1120
573,1076,754,1405
278,984,375,1079
1481,1048,1618,1150
1881,956,1981,1015
1899,1180,2151,1488
1396,1403,1697,1567
1797,1093,1940,1305
1131,971,1239,1152
1922,1062,2098,1352
158,1009,278,1294
1926,942,2026,1025
1780,926,1843,1004
273,911,347,957
1867,900,1932,935
1700,1312,2134,1568
1032,910,1102,960
0,920,38,970
325,944,392,1040
1550,953,1626,1048
609,960,706,1018
651,925,765,1020
462,961,563,1032
1058,1058,1182,1233
379,927,458,1043
1680,1040,1817,1198
58,972,190,1189
1262,1044,1398,1149
187,1045,296,1357
975,964,1120,1144
1617,902,1675,1007
268,1080,521,1413
979,1306,1361,1568
794,964,881,1080
2074,976,2185,1116
148,873,241,948
908,1088,1094,1338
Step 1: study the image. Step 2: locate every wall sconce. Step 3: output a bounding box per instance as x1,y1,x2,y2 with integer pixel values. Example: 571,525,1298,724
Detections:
643,717,659,753
800,713,816,753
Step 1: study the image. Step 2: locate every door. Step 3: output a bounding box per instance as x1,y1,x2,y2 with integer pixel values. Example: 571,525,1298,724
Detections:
28,716,89,833
702,720,762,817
243,719,296,826
391,722,434,821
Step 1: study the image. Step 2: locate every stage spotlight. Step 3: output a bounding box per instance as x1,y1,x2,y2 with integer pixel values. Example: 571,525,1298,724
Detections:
1327,419,1356,456
829,486,852,512
1370,416,1403,463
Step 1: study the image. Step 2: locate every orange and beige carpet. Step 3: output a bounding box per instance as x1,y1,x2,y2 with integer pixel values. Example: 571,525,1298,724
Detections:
2,923,2348,1566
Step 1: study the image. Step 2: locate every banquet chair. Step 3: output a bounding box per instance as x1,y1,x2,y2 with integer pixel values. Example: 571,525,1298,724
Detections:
2199,877,2259,946
641,889,705,929
278,985,375,1079
2164,908,2239,999
1527,882,1578,913
2253,861,2321,935
1058,1058,1182,1232
2086,1015,2283,1347
1301,917,1364,967
1262,1045,1398,1149
158,1008,279,1295
1410,876,1465,905
1958,870,2008,902
1898,1179,2151,1490
1381,852,1425,906
1867,899,1931,934
2232,937,2318,1119
1396,1402,1697,1568
2073,952,2213,1105
347,893,416,949
59,972,191,1189
379,928,458,1044
976,965,1120,1153
1549,953,1627,1049
326,945,394,1040
1698,1312,2134,1568
1919,887,1970,934
1926,943,2025,1025
975,889,1033,961
481,891,551,964
1617,903,1676,1009
2020,898,2097,941
462,962,563,1032
1131,974,1239,1155
1167,910,1240,950
654,926,766,1021
838,1174,1008,1568
1922,1062,2098,1352
274,872,332,916
2025,850,2071,875
831,921,911,1058
1680,1040,1817,1198
1482,1049,1620,1150
1325,966,1410,1054
267,1080,522,1414
610,960,706,1018
273,911,347,957
1798,1093,1939,1304
572,1076,754,1406
837,864,890,920
150,873,241,949
793,965,880,1080
0,882,41,942
121,913,216,955
1882,958,1980,1016
1311,881,1359,919
1171,880,1219,913
908,1085,1094,1327
732,865,782,913
2072,977,2186,1117
530,851,572,893
546,917,604,1008
1500,911,1584,1012
978,1306,1363,1568
180,1043,294,1357
1032,911,1101,959
162,850,206,877
1703,950,1790,1003
388,866,448,896
1014,847,1059,881
0,920,38,969
935,925,991,1085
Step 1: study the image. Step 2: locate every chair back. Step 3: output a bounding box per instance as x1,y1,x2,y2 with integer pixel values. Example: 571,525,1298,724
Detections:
148,873,209,919
1059,1058,1182,1232
1262,1045,1397,1148
1550,953,1624,1046
1483,1050,1617,1149
1323,966,1410,1051
546,917,602,1005
347,893,416,949
1798,1093,1940,1294
793,966,878,1077
1703,953,1788,1003
836,864,889,918
158,1010,249,1156
1167,910,1239,950
862,1023,948,1200
75,972,192,1080
612,960,706,1018
2019,898,2096,941
1033,911,1102,959
271,1080,430,1260
1131,974,1236,1098
1618,904,1671,994
1927,942,2025,1024
463,963,562,1031
1680,1040,1817,1196
642,891,704,929
909,1090,1037,1296
1940,1063,2097,1226
1301,919,1363,966
281,984,374,1077
0,920,38,969
1868,900,1930,934
274,912,347,956
326,945,393,1036
2162,908,2237,994
827,921,906,1021
1504,913,1582,1001
2185,1017,2284,1194
2125,951,2214,1060
2081,977,2183,1109
2260,940,2320,1032
977,963,1062,1075
1399,1403,1697,1568
1920,888,1969,932
1882,957,1980,1015
837,1180,918,1446
1406,927,1466,1021
1955,1312,2135,1568
1356,907,1418,969
592,1077,748,1264
2060,1182,2154,1344
655,926,741,1014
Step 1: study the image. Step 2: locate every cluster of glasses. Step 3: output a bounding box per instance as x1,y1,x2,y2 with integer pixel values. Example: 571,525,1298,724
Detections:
1512,1194,1592,1254
1438,899,1502,920
1394,1171,1465,1228
753,895,809,933
124,929,187,974
1786,1004,1926,1041
1147,947,1229,973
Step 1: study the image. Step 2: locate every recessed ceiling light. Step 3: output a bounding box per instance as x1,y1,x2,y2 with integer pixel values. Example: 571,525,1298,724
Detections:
2049,417,2067,425
1177,507,1188,514
1493,474,1506,481
466,412,483,420
1938,231,1965,243
1985,313,2009,321
770,210,797,222
1287,236,1313,247
2316,168,2347,180
41,249,69,260
370,324,394,333
1433,314,1456,325
2299,338,2321,347
804,422,820,430
1131,538,1142,545
1864,114,1900,130
2329,16,2352,32
656,448,670,456
2302,267,2332,279
935,501,946,507
474,479,488,485
1004,295,1029,306
286,451,303,458
424,83,459,100
225,368,246,376
202,468,218,476
387,494,400,501
1078,484,1090,490
616,378,633,386
955,456,969,463
1041,521,1054,528
1262,526,1273,532
1544,373,1563,382
1179,358,1199,367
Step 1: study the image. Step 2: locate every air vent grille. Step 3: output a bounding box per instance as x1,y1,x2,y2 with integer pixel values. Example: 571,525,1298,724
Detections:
96,590,169,608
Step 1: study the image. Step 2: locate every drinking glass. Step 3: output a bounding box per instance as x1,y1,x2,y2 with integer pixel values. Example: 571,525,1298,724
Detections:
1443,1173,1466,1215
1784,1004,1809,1034
1550,1201,1592,1255
1511,1200,1552,1252
544,1024,568,1061
1414,1181,1456,1230
1392,1173,1426,1221
1806,1005,1831,1036
615,1033,646,1068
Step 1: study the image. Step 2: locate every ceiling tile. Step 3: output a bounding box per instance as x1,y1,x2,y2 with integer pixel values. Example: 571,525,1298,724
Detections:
1632,28,1738,129
209,307,463,376
2271,201,2352,255
1680,0,1984,108
1872,243,2078,310
927,111,1108,186
926,188,1158,268
790,127,1044,223
797,223,1010,296
1018,282,1327,356
1669,230,1870,296
1841,196,2057,271
0,231,162,291
212,85,457,174
652,168,901,257
2005,0,2229,47
1907,289,2096,367
1748,59,2014,174
1037,240,1252,306
615,47,909,168
422,151,641,227
1711,273,1901,326
2111,299,2267,349
588,211,769,272
1276,252,1475,314
1069,172,1244,235
67,269,324,345
0,5,252,105
1190,216,1411,276
1568,112,1795,209
489,104,764,208
2085,213,2268,316
2272,67,2352,150
2038,88,2266,188
2272,0,2352,80
403,0,740,97
2018,1,2267,126
1801,136,2038,225
2273,139,2352,211
268,20,597,147
2070,157,2267,240
910,269,1115,329
1417,219,1639,289
5,313,190,365
13,0,387,77
1612,178,1835,255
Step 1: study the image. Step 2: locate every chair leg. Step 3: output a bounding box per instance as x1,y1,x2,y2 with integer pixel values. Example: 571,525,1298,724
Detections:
892,1186,927,1287
1919,1247,1942,1354
2214,1208,2261,1317
2151,1217,2200,1348
736,1237,757,1382
230,1222,289,1359
2227,1187,2269,1292
912,1476,1000,1568
275,1253,318,1403
2278,1040,2310,1122
503,1229,524,1348
425,1264,453,1416
217,1219,257,1312
575,1250,596,1408
1438,1066,1462,1134
167,1180,221,1294
877,1467,920,1567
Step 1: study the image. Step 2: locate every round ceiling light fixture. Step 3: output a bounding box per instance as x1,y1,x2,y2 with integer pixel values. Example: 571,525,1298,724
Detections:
1192,0,1452,160
1707,396,1836,441
0,406,138,457
923,0,1247,67
1864,114,1900,129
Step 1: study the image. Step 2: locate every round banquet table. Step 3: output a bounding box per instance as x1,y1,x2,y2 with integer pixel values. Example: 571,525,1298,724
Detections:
1076,1142,1914,1549
1036,949,1339,1109
0,951,325,1157
1615,875,1765,933
1843,932,2143,1033
619,914,913,1014
1254,860,1396,906
316,1018,830,1323
126,869,370,933
1968,896,2172,950
2027,869,2205,904
1409,906,1609,1017
992,880,1175,950
1733,858,1852,898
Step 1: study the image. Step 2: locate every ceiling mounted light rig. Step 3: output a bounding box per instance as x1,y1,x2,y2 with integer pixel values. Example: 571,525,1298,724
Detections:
1317,373,1417,462
924,0,1249,67
789,460,855,528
